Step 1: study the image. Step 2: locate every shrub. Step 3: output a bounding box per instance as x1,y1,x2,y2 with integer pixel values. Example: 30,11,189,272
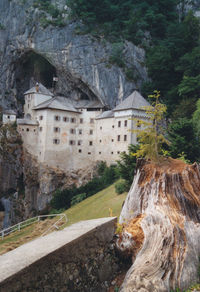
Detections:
97,161,107,176
71,193,86,206
116,144,138,188
115,180,128,194
49,208,65,215
50,164,119,210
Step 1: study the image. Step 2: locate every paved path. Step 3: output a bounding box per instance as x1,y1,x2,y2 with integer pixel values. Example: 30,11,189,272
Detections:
0,217,116,283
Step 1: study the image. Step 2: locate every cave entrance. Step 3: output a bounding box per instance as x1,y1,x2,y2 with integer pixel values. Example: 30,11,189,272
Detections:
15,51,56,104
0,200,5,212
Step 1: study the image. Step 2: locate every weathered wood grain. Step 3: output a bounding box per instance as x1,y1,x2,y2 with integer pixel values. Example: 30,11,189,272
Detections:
117,158,200,291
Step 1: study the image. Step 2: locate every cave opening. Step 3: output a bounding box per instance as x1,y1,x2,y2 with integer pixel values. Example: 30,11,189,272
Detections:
0,200,5,212
14,51,56,104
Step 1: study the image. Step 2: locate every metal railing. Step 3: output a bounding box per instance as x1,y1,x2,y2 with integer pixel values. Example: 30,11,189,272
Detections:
0,213,68,240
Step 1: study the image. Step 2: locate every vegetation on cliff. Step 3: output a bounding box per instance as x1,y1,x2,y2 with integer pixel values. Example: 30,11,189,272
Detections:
0,182,126,255
0,122,22,161
67,0,200,162
50,163,119,210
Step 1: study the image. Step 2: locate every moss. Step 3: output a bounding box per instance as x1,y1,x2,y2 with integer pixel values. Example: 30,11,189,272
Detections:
32,0,66,28
0,23,5,30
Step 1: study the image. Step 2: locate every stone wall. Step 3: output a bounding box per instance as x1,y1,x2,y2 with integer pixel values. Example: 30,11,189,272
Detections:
0,218,119,292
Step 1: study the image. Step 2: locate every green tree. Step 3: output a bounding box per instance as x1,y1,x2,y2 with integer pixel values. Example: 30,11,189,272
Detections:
133,90,169,162
116,144,138,188
168,118,200,162
192,99,200,139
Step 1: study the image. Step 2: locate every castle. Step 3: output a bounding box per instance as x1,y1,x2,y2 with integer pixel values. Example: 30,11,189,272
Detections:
16,83,149,172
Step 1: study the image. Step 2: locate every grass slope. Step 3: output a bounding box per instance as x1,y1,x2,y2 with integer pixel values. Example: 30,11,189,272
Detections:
64,183,127,226
0,183,127,255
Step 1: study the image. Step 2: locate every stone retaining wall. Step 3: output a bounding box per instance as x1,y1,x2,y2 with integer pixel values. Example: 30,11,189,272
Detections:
0,218,119,292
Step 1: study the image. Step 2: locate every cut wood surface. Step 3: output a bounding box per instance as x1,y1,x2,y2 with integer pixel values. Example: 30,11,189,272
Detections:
117,158,200,292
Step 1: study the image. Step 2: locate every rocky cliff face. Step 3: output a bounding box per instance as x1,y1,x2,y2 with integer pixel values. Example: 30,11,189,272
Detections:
0,0,149,226
22,150,98,218
0,147,97,226
0,0,148,112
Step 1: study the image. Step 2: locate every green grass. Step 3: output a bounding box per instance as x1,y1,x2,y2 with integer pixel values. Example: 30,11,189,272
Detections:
0,183,127,254
64,183,126,226
0,225,34,246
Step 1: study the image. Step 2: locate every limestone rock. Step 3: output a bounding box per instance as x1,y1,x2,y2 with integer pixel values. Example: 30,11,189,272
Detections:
117,158,200,291
22,150,98,217
0,0,148,111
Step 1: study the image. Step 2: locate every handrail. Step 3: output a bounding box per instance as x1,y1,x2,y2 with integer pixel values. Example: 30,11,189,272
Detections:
0,213,68,240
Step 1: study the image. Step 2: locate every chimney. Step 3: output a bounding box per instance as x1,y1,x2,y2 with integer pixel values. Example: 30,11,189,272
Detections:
35,82,39,93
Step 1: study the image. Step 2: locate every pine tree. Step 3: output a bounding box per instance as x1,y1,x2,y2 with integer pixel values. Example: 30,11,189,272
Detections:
133,90,169,162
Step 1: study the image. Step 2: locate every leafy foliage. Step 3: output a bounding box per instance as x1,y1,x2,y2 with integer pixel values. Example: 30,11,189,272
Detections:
192,99,200,139
0,23,5,30
133,91,169,161
116,144,138,187
50,164,119,210
66,0,178,44
33,0,66,28
144,12,200,118
168,118,200,162
115,180,128,194
71,193,86,206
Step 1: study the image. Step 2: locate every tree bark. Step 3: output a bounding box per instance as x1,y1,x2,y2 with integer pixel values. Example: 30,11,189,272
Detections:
117,158,200,292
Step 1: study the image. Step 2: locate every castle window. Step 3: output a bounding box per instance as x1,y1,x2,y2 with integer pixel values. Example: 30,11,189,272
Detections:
28,104,29,109
78,140,82,146
26,128,29,132
100,126,102,130
118,121,121,127
117,135,120,141
124,120,127,127
99,152,101,154
69,140,75,145
117,151,120,154
39,115,43,120
88,152,91,155
53,139,60,144
63,117,69,122
78,149,82,153
22,129,24,131
111,152,113,154
39,127,42,132
112,125,114,128
80,118,83,124
79,129,82,135
54,127,60,133
99,140,102,143
71,118,76,123
90,118,94,124
7,116,10,119
54,115,60,121
89,129,93,135
112,139,114,142
89,141,93,146
70,129,76,134
124,135,127,141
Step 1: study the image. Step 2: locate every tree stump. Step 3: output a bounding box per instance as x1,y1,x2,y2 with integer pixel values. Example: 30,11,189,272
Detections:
117,158,200,292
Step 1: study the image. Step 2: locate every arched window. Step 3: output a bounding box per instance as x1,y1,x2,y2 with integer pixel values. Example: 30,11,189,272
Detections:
25,113,31,120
